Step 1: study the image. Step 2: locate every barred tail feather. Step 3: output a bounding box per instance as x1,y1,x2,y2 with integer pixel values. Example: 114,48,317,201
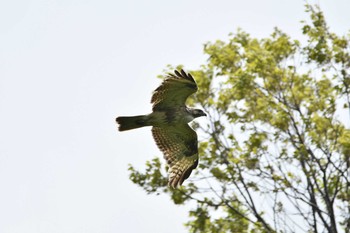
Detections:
116,115,149,131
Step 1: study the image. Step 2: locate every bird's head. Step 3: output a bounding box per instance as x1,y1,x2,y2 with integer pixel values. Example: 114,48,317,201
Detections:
190,108,207,118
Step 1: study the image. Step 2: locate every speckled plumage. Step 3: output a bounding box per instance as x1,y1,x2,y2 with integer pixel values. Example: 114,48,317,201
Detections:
152,125,198,188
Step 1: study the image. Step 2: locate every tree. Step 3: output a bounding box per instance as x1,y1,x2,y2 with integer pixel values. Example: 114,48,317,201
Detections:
128,5,350,233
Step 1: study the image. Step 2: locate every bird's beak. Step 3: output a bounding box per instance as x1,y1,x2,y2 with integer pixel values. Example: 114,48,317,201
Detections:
201,112,207,117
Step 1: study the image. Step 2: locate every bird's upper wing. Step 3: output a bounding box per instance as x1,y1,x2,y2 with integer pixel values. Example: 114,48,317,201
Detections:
151,69,198,111
152,124,199,188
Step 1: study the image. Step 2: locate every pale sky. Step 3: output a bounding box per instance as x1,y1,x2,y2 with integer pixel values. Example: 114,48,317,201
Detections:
1,1,349,233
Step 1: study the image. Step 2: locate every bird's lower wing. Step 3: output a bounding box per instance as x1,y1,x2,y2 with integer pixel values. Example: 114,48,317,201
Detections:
151,124,199,188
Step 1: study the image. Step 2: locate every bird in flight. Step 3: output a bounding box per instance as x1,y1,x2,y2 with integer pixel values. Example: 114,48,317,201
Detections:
116,69,206,188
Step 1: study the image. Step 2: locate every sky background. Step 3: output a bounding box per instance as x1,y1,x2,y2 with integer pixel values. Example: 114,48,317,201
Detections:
0,0,349,232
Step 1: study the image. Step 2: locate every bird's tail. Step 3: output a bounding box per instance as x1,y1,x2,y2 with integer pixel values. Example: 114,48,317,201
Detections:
116,115,150,131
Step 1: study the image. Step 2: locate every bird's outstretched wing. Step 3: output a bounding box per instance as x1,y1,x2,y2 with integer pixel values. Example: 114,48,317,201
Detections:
152,124,199,188
151,69,198,111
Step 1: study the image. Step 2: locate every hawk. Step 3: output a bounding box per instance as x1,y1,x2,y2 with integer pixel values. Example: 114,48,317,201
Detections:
116,69,206,188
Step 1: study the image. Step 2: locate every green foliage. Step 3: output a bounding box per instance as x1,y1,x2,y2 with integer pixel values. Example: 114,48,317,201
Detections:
128,157,168,194
128,4,350,233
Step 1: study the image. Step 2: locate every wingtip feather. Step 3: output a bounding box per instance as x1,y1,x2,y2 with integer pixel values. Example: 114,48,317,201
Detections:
167,159,198,189
180,69,188,79
174,69,182,78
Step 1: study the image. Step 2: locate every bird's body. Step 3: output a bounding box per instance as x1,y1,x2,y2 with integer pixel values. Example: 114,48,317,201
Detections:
116,70,206,188
117,106,202,131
